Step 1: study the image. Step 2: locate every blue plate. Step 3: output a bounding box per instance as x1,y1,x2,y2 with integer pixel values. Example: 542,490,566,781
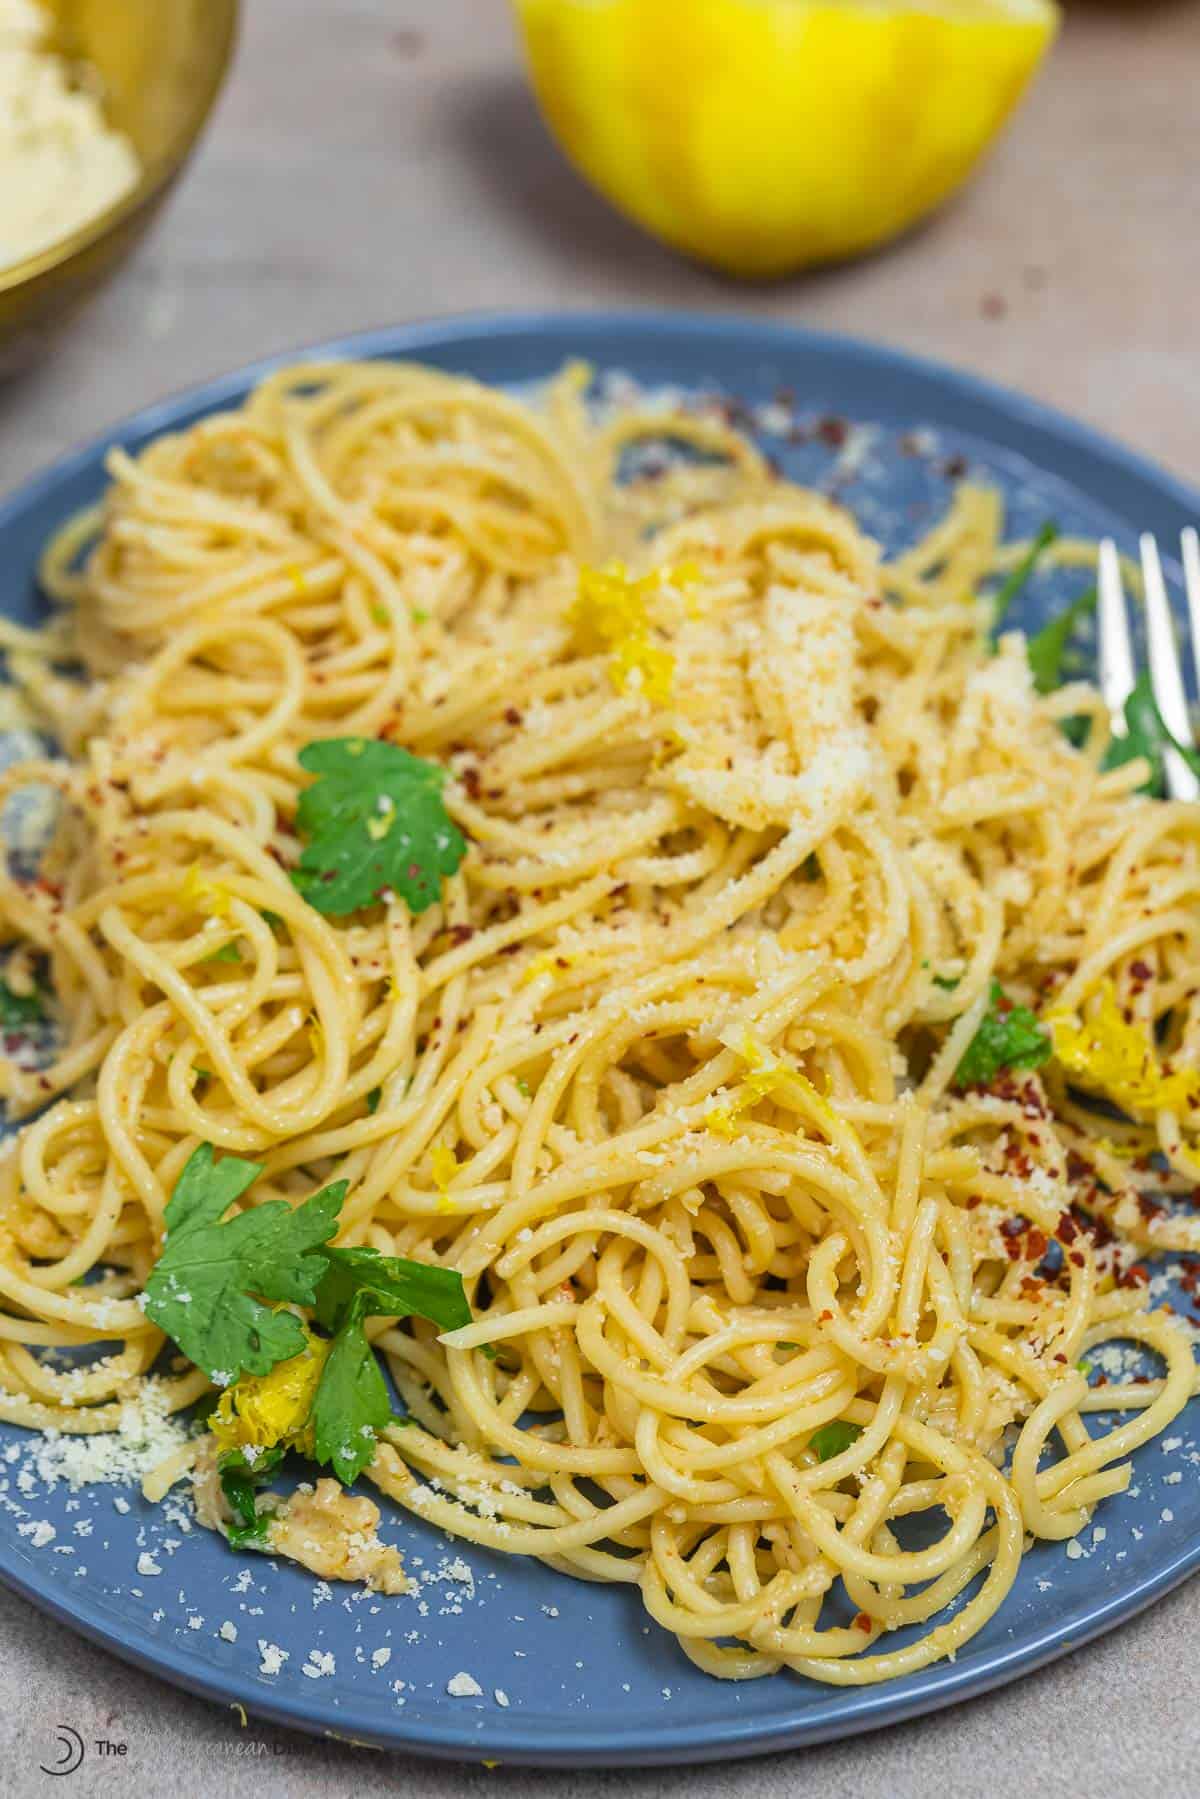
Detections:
1,313,1198,1767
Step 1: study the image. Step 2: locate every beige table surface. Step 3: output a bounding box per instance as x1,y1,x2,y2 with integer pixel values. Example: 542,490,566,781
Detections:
3,1,1199,1792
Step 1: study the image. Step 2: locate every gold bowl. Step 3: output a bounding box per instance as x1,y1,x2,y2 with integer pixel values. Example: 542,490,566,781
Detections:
0,0,239,372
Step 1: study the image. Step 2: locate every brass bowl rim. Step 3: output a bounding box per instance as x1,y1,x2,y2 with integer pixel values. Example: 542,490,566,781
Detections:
0,0,240,297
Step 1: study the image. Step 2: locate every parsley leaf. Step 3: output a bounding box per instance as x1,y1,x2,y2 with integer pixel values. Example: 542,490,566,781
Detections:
306,1247,468,1481
292,738,467,917
1102,671,1200,798
932,973,961,992
310,1296,394,1484
0,978,47,1027
203,940,242,964
954,980,1052,1090
366,1086,382,1115
142,1145,345,1383
1026,584,1098,694
810,1420,862,1461
990,522,1059,638
312,1245,470,1337
218,1445,285,1549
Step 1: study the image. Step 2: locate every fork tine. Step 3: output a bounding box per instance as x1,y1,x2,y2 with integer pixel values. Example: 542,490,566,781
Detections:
1097,537,1135,730
1140,533,1200,802
1182,525,1200,698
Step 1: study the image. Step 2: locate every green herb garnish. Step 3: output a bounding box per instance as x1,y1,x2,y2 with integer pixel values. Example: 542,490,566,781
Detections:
309,1296,394,1485
366,1086,382,1114
990,522,1059,637
292,738,467,917
1102,672,1200,798
204,941,242,965
932,973,961,992
142,1144,344,1384
218,1445,285,1548
0,979,46,1027
312,1245,470,1339
145,1146,471,1489
954,980,1052,1090
1026,585,1098,694
810,1420,862,1462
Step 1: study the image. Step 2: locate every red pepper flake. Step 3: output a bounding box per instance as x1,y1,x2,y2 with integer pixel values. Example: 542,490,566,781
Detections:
817,416,848,449
1130,960,1152,981
853,1612,873,1633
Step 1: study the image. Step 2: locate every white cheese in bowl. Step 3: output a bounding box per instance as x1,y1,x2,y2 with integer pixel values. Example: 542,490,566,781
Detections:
0,0,140,269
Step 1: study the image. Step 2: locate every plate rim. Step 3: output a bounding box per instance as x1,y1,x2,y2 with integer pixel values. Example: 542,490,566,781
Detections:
1,307,1199,1766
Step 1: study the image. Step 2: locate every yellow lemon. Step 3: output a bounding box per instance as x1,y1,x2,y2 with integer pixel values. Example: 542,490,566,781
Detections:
511,0,1059,279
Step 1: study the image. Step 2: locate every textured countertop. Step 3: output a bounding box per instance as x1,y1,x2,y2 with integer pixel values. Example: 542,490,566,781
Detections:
3,1,1199,1792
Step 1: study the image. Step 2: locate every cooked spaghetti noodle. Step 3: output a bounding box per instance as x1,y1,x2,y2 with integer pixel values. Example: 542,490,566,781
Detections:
0,359,1197,1685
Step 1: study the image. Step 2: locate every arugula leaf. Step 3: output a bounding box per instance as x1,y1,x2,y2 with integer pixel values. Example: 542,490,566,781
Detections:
312,1245,470,1336
1102,671,1200,798
810,1420,862,1462
990,522,1059,637
143,1145,345,1383
1026,584,1098,694
218,1445,284,1549
203,941,242,965
310,1297,394,1484
954,980,1052,1090
0,978,46,1027
292,738,467,917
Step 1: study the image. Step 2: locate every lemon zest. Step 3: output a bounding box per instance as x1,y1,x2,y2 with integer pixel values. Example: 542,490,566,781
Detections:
431,1144,458,1199
704,1031,788,1136
1046,979,1200,1120
209,1329,330,1458
569,564,689,705
182,863,233,919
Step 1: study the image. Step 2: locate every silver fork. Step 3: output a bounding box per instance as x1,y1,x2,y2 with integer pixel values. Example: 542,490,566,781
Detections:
1098,527,1200,802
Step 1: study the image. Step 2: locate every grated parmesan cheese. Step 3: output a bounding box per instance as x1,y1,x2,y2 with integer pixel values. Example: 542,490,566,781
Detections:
0,0,140,269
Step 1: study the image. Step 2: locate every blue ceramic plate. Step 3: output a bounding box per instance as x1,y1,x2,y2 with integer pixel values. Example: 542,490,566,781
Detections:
1,314,1198,1767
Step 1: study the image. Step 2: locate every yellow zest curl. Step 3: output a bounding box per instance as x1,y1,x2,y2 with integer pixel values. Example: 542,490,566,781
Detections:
1047,979,1200,1121
209,1330,330,1459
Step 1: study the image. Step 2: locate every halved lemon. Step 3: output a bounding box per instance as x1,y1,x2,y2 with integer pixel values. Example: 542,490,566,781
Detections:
511,0,1059,279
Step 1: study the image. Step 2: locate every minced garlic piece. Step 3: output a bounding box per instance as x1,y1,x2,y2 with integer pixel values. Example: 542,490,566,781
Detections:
266,1479,412,1594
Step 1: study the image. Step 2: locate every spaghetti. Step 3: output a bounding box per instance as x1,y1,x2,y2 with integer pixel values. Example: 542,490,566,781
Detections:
0,358,1197,1685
